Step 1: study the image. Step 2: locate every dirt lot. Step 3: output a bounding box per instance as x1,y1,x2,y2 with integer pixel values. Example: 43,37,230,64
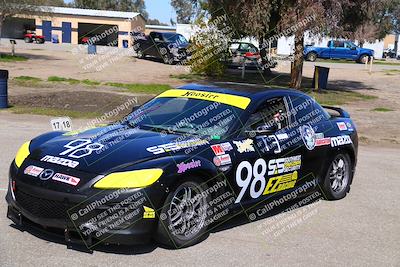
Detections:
1,46,400,147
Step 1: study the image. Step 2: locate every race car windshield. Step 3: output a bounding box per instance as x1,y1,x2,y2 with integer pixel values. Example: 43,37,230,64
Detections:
125,97,243,138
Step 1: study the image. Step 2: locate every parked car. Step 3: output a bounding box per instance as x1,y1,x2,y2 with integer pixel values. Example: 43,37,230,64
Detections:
24,32,45,44
304,40,374,63
224,41,277,70
133,31,190,64
383,48,397,59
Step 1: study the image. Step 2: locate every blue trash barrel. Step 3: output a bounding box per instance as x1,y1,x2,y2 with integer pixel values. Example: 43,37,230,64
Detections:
0,70,9,109
122,40,128,48
312,66,330,90
88,44,97,55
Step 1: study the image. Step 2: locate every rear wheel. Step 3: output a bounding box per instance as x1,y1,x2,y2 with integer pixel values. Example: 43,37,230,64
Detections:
155,177,209,248
306,52,317,62
320,153,352,200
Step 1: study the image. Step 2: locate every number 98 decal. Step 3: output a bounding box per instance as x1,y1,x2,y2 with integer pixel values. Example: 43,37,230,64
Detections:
235,156,301,203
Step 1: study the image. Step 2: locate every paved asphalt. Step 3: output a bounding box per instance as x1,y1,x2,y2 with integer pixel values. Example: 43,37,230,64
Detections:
0,113,399,267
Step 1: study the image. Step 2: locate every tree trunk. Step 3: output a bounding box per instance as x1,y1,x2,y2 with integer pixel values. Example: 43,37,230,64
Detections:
0,18,3,47
290,32,304,89
259,37,271,75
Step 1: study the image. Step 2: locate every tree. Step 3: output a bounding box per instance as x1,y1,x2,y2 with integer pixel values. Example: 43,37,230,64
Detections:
206,0,398,89
171,0,199,24
0,0,50,44
147,18,168,26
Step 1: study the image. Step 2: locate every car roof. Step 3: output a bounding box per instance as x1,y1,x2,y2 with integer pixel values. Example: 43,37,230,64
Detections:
177,83,310,102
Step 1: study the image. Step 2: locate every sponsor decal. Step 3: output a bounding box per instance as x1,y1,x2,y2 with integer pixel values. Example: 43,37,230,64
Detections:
156,89,251,109
147,139,209,155
24,165,44,177
346,122,354,131
41,155,79,168
211,142,233,155
233,139,255,153
300,125,316,150
143,206,156,219
331,135,352,147
211,144,225,156
268,155,301,175
337,122,348,131
263,171,298,195
39,169,54,181
220,142,233,152
177,159,201,174
52,173,80,186
213,154,232,167
60,139,104,159
315,137,331,146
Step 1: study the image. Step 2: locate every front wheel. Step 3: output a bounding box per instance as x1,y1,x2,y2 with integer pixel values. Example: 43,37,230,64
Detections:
155,177,210,248
358,54,369,64
320,153,352,200
24,37,32,43
136,49,145,59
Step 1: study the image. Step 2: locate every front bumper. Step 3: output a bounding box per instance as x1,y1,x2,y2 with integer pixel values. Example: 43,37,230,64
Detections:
5,166,159,247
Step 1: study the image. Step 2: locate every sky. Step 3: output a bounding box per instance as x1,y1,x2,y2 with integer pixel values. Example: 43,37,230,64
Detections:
63,0,177,25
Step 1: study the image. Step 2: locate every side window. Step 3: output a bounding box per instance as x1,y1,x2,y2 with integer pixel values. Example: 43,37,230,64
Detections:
334,41,345,48
289,95,325,126
244,97,289,132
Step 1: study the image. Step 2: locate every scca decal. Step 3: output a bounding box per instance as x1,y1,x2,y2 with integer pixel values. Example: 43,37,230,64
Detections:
268,155,301,175
147,139,209,155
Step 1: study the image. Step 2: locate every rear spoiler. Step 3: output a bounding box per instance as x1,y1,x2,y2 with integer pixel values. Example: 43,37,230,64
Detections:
322,105,350,118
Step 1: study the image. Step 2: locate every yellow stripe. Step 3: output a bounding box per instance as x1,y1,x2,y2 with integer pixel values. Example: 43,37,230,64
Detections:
156,89,251,110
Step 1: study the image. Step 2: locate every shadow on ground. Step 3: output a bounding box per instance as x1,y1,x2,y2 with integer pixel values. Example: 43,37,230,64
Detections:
7,193,321,254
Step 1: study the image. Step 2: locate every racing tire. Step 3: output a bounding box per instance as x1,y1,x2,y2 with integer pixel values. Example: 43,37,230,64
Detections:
306,52,317,62
24,37,32,43
320,153,352,200
155,176,210,248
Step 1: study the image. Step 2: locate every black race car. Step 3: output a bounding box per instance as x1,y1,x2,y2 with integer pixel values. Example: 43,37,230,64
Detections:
6,84,358,249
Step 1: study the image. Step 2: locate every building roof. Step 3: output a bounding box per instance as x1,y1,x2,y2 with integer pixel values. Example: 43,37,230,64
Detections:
43,6,140,19
145,25,177,30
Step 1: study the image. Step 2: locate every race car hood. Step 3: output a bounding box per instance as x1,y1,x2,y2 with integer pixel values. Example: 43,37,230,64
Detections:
28,124,208,174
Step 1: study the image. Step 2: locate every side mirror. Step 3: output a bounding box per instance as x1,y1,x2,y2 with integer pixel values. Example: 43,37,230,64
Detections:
351,46,357,50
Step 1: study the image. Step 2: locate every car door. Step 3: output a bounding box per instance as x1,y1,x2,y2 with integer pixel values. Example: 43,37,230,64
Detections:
286,93,331,189
148,32,162,57
231,95,301,206
344,41,358,60
331,41,349,59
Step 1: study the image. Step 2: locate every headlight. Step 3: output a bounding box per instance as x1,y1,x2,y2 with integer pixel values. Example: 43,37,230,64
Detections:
93,169,163,189
15,141,31,168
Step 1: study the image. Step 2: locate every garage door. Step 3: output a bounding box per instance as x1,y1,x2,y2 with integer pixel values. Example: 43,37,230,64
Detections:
42,21,52,41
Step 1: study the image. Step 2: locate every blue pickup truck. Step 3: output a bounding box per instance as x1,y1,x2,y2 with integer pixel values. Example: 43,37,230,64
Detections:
304,40,374,63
